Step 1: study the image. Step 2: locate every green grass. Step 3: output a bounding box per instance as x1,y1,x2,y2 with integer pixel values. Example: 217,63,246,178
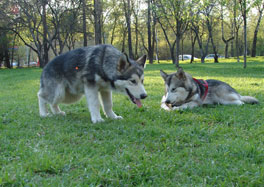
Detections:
0,59,264,186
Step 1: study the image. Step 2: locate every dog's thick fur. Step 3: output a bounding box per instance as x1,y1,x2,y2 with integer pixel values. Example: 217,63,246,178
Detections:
160,68,259,111
38,44,147,123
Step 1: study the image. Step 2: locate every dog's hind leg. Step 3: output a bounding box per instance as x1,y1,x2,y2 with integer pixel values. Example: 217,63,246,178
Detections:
99,90,123,119
84,84,104,123
38,90,50,117
220,93,244,105
49,84,66,116
50,104,66,116
172,101,200,110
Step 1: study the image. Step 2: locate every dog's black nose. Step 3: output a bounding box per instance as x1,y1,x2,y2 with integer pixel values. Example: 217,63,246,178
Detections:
165,100,171,104
140,93,147,99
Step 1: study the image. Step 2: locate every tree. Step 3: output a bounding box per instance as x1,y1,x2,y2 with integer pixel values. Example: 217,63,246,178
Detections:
42,0,49,67
82,0,88,46
48,0,81,55
0,31,11,68
238,0,253,68
147,0,155,64
251,0,264,57
189,29,197,63
123,0,134,58
155,0,191,67
190,6,210,63
131,0,141,59
201,0,219,63
94,0,102,44
220,0,234,58
108,1,122,45
233,0,243,62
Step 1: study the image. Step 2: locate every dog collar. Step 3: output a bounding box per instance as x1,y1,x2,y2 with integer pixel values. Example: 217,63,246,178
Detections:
193,78,208,101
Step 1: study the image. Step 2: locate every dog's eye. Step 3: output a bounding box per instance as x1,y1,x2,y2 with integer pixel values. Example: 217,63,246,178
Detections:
171,88,176,92
130,80,137,84
141,79,144,84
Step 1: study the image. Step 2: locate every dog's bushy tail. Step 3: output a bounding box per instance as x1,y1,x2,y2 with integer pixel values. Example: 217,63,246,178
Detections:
240,96,259,104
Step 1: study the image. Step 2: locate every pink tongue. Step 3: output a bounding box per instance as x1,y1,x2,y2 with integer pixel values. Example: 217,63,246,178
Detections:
134,98,142,108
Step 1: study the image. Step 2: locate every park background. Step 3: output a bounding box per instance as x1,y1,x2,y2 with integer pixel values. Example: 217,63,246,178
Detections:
1,0,264,68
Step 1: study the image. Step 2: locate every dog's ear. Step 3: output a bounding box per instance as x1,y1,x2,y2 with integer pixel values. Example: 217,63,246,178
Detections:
160,70,168,81
117,53,130,73
176,67,186,80
136,55,147,68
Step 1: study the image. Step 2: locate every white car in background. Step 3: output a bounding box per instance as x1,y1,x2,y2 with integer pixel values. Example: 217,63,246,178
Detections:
205,54,224,59
179,54,198,60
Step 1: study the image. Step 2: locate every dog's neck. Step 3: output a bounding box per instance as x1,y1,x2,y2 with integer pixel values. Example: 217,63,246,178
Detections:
192,78,208,101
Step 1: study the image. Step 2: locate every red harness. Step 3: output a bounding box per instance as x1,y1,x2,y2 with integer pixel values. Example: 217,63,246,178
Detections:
192,78,208,101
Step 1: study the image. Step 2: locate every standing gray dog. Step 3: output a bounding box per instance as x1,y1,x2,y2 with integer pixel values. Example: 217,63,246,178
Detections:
160,68,258,111
38,44,147,123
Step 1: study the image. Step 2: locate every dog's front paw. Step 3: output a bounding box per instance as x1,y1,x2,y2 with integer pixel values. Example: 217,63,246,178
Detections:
161,103,172,111
91,117,105,123
172,106,181,110
40,113,52,117
58,111,66,116
114,115,123,120
105,111,123,120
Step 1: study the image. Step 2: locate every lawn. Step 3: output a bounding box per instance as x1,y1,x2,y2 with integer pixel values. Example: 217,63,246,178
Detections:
0,59,264,186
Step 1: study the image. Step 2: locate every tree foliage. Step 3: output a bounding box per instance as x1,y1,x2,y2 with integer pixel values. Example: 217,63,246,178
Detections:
0,0,263,68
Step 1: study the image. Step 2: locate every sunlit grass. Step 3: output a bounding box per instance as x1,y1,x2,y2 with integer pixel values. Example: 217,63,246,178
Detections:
0,60,263,186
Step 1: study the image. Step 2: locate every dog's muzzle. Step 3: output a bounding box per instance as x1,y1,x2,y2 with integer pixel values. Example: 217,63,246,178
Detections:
125,88,147,108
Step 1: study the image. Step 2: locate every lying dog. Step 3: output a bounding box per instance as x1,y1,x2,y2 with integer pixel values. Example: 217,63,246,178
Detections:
160,68,259,111
38,44,147,123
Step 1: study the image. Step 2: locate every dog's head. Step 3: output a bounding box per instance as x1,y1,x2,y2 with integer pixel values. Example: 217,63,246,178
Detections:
160,68,193,107
114,54,147,107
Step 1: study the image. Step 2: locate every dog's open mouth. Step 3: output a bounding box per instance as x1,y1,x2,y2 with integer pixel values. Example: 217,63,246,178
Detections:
125,88,142,108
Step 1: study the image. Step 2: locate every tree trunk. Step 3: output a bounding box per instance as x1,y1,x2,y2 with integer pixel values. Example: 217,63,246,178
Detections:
122,30,127,52
82,0,87,46
207,18,218,63
42,0,49,67
251,29,258,57
175,35,180,67
170,46,176,65
194,28,209,64
235,31,240,62
243,10,247,68
234,0,240,62
27,47,31,66
123,0,133,58
190,32,197,63
157,17,176,65
94,0,102,45
225,43,229,58
151,18,156,63
201,56,205,63
147,0,153,64
135,14,138,59
110,18,117,45
5,49,11,69
251,9,263,57
221,6,234,59
181,37,184,61
239,0,247,68
196,33,205,63
155,27,159,63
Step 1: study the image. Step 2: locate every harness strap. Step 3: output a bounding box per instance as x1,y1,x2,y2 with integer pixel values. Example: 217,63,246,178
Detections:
192,78,208,101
